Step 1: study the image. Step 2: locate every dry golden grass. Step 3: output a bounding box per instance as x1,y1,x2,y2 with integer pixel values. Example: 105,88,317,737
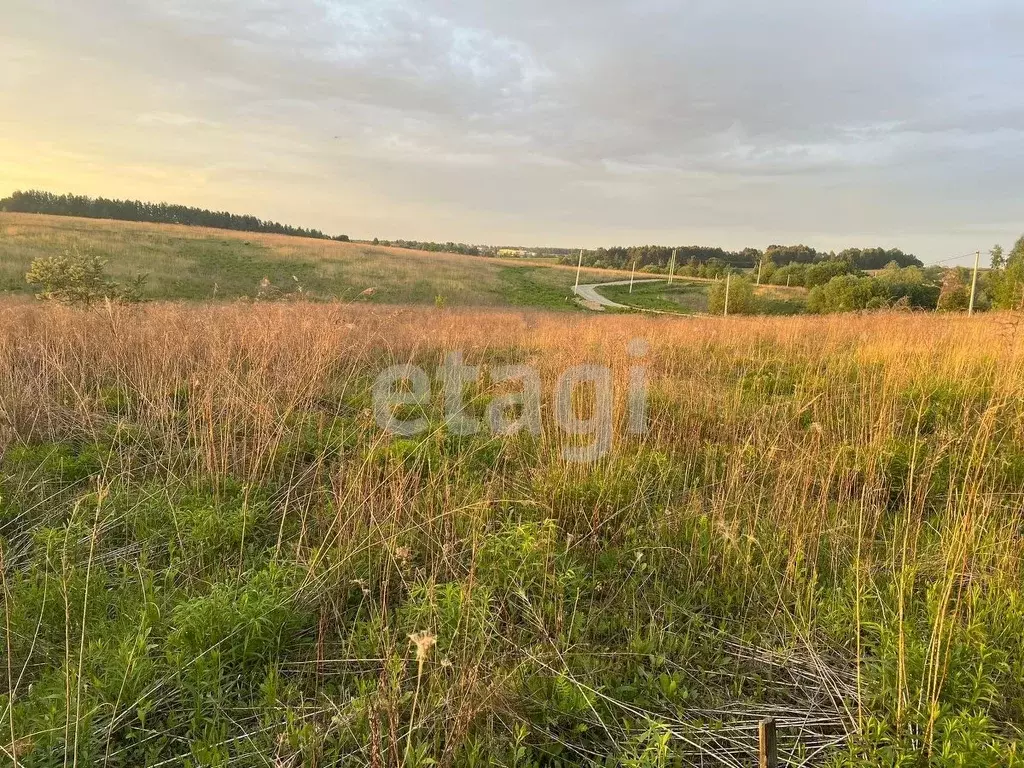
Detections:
1,301,1023,765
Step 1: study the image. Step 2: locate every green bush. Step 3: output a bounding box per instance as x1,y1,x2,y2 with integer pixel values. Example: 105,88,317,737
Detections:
708,275,756,314
988,235,1024,310
25,249,146,305
808,268,941,313
25,250,114,306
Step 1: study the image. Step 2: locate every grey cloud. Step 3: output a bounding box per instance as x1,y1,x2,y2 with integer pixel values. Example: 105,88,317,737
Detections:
4,0,1023,258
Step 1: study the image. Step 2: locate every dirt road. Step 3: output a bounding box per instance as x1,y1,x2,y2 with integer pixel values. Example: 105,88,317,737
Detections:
572,278,664,309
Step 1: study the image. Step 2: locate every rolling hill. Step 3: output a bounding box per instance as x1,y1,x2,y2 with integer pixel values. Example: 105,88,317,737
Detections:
0,212,627,310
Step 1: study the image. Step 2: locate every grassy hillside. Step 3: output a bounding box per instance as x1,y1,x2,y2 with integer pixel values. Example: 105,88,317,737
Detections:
0,213,621,310
1,302,1022,766
598,279,713,313
597,279,808,315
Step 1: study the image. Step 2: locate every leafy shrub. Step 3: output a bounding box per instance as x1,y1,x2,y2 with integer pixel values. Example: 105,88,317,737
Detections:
708,275,756,314
809,275,885,312
25,250,114,306
808,268,940,313
25,249,146,305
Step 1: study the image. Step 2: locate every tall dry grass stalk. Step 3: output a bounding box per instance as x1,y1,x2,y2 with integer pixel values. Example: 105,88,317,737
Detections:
1,301,1022,766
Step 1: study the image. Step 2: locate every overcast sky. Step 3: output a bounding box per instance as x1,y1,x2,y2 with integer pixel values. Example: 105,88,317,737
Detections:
2,1,1021,262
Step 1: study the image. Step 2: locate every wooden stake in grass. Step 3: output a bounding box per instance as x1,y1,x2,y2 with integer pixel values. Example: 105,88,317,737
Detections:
758,718,777,768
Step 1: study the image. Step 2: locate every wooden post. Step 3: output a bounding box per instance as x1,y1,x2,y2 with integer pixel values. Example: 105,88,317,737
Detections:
968,250,980,316
629,258,637,294
574,249,584,289
723,272,731,317
756,258,763,286
758,718,777,768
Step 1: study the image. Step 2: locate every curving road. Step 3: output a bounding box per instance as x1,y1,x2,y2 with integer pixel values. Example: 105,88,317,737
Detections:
573,278,664,310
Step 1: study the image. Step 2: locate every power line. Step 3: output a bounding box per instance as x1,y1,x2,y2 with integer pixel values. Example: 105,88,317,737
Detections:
927,251,983,267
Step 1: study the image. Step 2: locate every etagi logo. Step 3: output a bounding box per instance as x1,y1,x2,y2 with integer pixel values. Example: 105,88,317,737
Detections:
372,339,651,462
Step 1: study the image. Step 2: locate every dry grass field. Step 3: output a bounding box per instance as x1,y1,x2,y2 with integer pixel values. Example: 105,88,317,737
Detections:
1,300,1023,766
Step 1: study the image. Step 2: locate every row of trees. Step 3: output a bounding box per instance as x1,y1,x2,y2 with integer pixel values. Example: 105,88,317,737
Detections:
371,238,483,256
588,241,1024,316
560,243,923,272
804,237,1024,314
0,190,349,241
761,245,921,270
706,248,1024,316
672,238,1024,316
564,245,759,271
706,265,941,316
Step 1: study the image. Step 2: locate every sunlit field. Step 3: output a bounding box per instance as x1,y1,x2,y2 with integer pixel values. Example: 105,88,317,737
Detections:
0,213,625,310
1,302,1023,766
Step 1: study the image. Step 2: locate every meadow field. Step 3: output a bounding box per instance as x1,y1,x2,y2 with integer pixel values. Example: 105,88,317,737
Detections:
594,280,714,314
0,213,637,311
1,299,1022,766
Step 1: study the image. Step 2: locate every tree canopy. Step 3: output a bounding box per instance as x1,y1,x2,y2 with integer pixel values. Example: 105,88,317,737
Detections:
807,265,940,313
562,243,923,273
988,236,1024,310
1,190,348,241
374,239,483,256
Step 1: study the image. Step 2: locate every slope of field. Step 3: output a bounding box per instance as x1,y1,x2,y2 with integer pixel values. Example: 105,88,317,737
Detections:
0,212,622,309
596,279,808,315
1,302,1022,766
597,278,713,313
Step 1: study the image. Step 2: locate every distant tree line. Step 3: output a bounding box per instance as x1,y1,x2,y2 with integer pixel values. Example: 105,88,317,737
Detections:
372,238,483,256
0,190,349,241
559,243,923,274
709,239,1024,315
561,245,759,271
797,235,1024,314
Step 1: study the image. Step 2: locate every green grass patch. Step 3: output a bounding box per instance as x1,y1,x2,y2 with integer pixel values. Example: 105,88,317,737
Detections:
597,279,711,312
0,213,606,309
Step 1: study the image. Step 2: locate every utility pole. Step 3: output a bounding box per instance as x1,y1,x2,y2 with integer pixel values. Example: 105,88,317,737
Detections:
629,258,637,294
574,249,584,290
723,272,731,317
968,250,980,316
756,258,763,286
668,248,677,284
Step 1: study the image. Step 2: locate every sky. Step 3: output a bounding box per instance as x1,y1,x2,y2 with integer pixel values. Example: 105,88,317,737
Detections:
2,1,1022,263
